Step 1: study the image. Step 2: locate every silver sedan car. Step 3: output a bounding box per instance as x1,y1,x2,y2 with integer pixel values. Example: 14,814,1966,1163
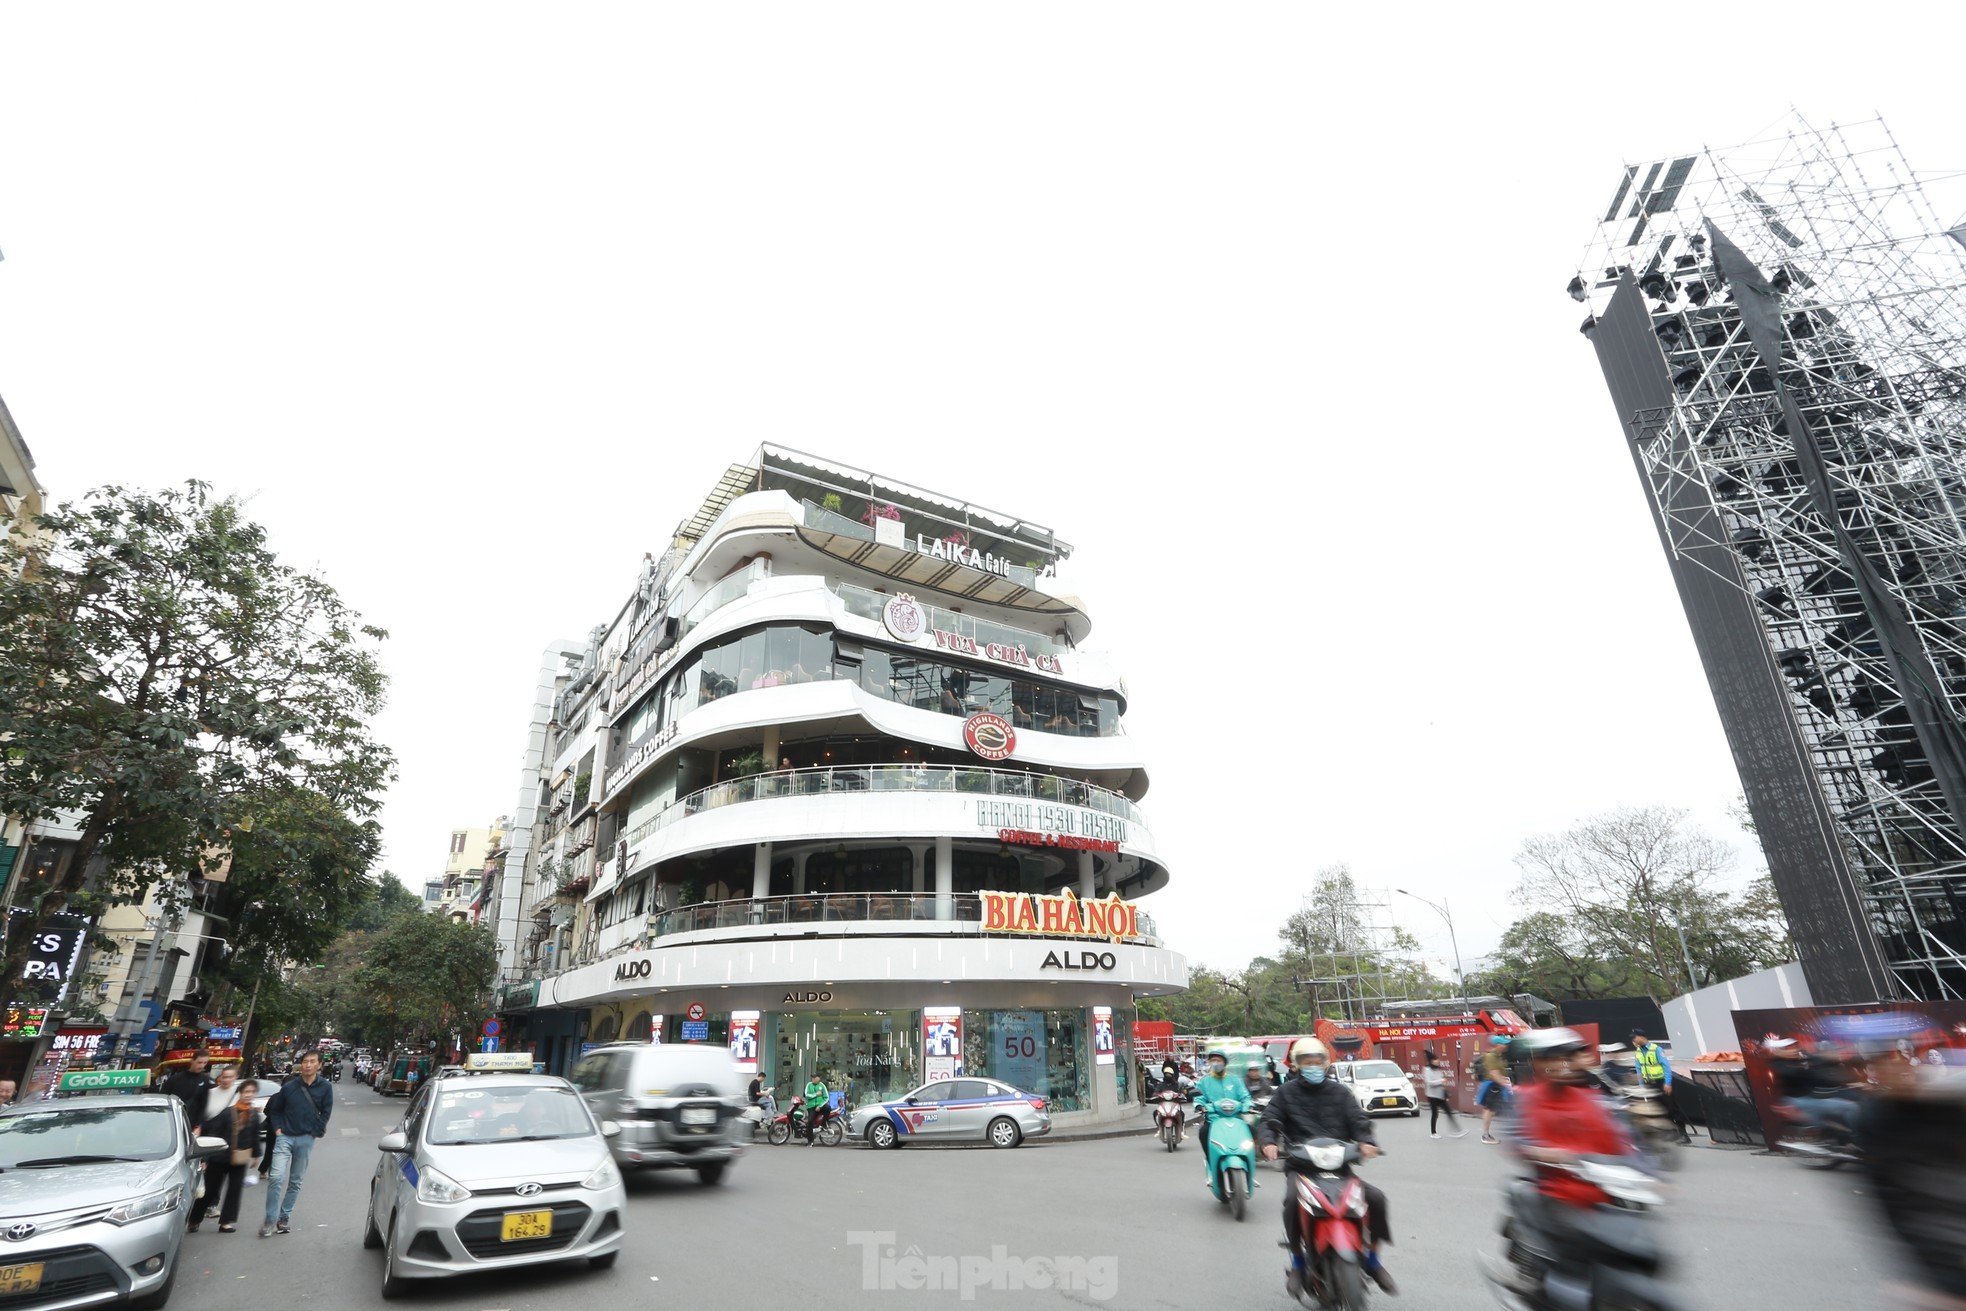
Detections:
0,1092,225,1308
848,1077,1052,1148
365,1073,627,1297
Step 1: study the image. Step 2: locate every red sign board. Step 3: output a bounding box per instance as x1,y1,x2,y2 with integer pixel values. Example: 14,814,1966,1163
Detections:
963,712,1015,761
685,1003,705,1022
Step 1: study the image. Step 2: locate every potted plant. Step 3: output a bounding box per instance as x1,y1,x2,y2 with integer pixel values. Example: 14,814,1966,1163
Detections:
821,492,843,514
861,501,901,527
725,748,765,779
941,529,971,550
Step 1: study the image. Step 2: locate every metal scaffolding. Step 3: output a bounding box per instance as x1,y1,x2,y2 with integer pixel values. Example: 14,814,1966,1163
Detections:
1574,116,1966,1000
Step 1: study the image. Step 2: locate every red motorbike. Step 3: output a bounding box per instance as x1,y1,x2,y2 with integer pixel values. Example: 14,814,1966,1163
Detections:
1149,1089,1189,1152
1284,1138,1374,1309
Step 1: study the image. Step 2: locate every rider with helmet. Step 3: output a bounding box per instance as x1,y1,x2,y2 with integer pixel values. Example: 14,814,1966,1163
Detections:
1193,1049,1252,1156
1257,1037,1396,1296
1500,1028,1644,1237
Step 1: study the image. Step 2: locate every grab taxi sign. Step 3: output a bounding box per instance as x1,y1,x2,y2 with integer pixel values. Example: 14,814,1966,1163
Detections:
57,1069,152,1093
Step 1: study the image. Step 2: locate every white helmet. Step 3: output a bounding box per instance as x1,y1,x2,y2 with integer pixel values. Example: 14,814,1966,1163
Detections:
1288,1037,1329,1068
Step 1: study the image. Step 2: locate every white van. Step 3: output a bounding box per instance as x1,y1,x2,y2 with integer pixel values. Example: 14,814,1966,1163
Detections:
568,1043,748,1183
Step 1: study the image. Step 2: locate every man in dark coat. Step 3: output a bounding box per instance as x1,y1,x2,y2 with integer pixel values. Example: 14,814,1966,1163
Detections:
1258,1038,1396,1296
161,1050,215,1122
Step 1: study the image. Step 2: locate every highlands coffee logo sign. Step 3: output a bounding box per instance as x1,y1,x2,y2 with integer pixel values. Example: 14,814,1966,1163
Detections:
1041,949,1118,972
963,713,1015,761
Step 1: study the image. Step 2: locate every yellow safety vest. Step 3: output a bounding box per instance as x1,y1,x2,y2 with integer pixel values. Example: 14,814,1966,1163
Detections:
1635,1044,1666,1083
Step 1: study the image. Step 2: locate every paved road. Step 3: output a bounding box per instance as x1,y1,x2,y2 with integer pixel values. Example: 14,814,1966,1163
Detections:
174,1082,1898,1309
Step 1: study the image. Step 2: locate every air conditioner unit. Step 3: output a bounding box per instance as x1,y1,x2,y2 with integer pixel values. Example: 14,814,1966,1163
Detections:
652,617,680,653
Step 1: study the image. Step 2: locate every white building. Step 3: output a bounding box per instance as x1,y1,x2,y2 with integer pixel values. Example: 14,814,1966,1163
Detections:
495,447,1186,1127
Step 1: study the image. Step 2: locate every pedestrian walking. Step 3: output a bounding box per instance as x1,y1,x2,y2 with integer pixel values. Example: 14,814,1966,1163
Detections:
1422,1058,1465,1137
190,1079,265,1233
259,1049,333,1238
1478,1036,1513,1143
161,1050,215,1123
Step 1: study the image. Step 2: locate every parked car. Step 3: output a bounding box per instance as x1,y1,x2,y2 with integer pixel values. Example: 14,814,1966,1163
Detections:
0,1092,228,1308
1333,1059,1420,1116
567,1043,746,1184
366,1073,626,1298
849,1077,1051,1148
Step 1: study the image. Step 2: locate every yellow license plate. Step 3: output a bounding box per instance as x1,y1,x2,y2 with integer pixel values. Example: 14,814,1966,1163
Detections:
500,1210,553,1242
0,1263,43,1295
1378,1098,1398,1107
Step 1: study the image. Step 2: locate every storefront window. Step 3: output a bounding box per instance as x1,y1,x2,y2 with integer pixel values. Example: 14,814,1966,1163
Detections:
964,1008,1091,1112
765,1011,922,1109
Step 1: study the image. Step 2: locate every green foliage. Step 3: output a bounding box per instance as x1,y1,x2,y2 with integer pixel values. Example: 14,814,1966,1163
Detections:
821,493,843,514
347,875,424,935
349,914,501,1046
0,482,395,984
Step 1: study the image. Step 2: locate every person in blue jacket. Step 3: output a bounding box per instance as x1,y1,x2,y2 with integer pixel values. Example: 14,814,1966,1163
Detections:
259,1049,334,1238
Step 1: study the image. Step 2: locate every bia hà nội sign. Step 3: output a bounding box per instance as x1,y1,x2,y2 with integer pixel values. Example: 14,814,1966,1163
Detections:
979,889,1141,943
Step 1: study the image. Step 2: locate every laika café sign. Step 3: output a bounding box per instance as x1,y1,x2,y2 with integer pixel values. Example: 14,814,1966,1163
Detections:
980,889,1142,944
913,533,1014,579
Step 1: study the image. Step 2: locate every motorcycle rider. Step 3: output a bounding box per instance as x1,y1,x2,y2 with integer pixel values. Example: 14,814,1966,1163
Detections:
1193,1049,1252,1157
1258,1037,1396,1296
1499,1027,1651,1291
801,1072,831,1144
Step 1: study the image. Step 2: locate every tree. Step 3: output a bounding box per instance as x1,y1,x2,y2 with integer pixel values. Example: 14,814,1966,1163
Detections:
1504,806,1792,1002
346,914,500,1050
346,874,423,935
0,482,395,984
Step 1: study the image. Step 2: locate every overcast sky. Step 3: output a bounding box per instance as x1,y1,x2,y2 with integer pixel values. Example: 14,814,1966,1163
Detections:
2,5,1960,978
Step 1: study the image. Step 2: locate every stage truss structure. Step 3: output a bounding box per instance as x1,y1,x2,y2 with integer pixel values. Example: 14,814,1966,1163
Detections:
1575,116,1966,999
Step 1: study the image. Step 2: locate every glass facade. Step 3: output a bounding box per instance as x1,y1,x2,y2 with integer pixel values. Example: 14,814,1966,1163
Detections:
748,1004,1114,1114
962,1007,1092,1112
613,622,1122,764
764,1011,922,1109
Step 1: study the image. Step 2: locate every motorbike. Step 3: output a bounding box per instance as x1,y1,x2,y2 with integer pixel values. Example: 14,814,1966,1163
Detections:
766,1101,844,1146
1587,1070,1677,1169
1200,1095,1258,1220
742,1094,778,1141
1149,1089,1189,1151
1773,1096,1864,1169
1282,1138,1375,1309
1481,1155,1686,1311
328,1062,342,1082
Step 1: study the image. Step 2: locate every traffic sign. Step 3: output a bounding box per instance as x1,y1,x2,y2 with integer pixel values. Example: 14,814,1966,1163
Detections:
480,1036,502,1054
685,1003,705,1022
482,1018,502,1038
57,1068,151,1093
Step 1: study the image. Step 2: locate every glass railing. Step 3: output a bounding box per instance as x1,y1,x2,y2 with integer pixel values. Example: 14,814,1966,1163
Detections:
836,582,1070,661
802,501,1041,590
623,763,1143,848
646,892,1158,944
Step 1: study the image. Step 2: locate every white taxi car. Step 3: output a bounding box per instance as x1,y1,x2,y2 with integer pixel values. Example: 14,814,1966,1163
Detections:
365,1055,626,1298
1334,1059,1420,1116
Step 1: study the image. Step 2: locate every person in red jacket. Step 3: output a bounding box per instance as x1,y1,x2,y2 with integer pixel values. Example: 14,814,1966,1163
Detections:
1502,1028,1639,1209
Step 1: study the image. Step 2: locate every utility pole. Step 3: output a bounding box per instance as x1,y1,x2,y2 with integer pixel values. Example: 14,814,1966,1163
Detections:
107,904,183,1067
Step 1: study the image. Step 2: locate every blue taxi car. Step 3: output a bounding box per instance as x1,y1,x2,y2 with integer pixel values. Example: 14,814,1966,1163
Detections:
849,1077,1051,1148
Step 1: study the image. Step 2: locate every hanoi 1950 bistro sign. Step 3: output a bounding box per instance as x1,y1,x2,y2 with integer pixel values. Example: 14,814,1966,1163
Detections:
974,799,1126,849
980,889,1142,943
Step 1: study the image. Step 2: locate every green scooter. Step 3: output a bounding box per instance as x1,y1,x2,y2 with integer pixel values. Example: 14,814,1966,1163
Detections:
1201,1092,1260,1220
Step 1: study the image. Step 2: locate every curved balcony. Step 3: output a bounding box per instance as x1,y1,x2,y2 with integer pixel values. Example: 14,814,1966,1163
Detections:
624,763,1143,849
644,891,1160,945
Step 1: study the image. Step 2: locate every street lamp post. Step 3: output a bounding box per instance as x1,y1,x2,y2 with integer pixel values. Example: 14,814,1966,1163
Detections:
1395,889,1465,997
